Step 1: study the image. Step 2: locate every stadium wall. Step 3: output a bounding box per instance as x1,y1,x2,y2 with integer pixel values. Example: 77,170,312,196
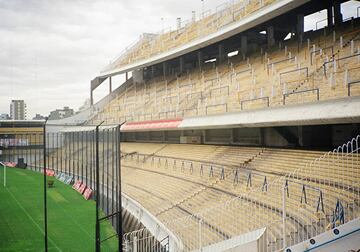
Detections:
286,217,360,252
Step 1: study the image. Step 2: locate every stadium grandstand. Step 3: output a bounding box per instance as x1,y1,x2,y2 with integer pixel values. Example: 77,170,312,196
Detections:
86,0,360,251
1,0,360,251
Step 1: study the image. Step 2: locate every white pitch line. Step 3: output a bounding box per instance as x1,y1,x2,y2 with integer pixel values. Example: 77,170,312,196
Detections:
6,187,62,252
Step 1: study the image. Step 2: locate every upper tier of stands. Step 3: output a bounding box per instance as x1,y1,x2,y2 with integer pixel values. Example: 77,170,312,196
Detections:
91,21,360,125
102,0,277,72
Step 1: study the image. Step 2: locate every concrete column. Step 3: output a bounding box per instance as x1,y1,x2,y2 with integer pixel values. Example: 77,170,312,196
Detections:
197,51,203,70
126,72,128,81
109,76,112,94
241,35,247,57
179,57,184,73
230,128,234,144
327,5,333,27
297,14,304,41
132,69,144,83
151,66,155,79
298,126,303,147
90,88,93,105
267,26,275,47
218,44,225,64
260,128,265,146
334,0,343,26
163,62,168,76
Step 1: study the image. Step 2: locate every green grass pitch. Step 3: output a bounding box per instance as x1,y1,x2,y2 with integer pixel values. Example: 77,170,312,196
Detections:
0,165,118,251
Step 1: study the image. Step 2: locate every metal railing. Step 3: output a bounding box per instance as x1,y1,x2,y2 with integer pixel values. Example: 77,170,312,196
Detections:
205,103,228,115
120,135,359,251
348,80,360,96
279,67,309,83
102,0,277,71
310,46,333,65
323,53,360,77
209,86,229,98
240,96,269,110
123,228,169,252
6,128,359,251
283,88,319,105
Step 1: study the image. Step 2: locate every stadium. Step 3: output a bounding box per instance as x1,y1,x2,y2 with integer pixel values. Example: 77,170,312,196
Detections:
1,0,360,251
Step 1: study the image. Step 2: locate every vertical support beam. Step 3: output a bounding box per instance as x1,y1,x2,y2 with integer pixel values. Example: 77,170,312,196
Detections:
90,88,94,106
125,72,128,81
334,0,342,26
297,14,304,42
218,44,225,64
163,62,168,77
202,130,206,144
179,56,184,74
151,66,155,79
298,126,303,147
327,5,334,28
109,76,112,94
267,26,275,47
260,127,265,146
197,51,203,70
241,35,248,57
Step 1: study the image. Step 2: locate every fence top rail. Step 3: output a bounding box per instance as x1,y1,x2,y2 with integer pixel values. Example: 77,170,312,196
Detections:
204,77,218,83
235,66,252,75
210,85,229,92
324,52,360,66
206,103,227,108
241,96,269,104
283,88,319,97
311,45,334,54
267,56,296,67
279,67,309,77
55,125,121,133
349,79,360,85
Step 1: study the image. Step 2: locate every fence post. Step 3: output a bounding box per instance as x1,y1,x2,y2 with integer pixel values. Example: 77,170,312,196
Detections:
199,218,203,251
95,121,104,252
282,185,287,250
43,120,48,252
133,236,138,252
3,165,6,187
95,124,100,252
117,123,125,252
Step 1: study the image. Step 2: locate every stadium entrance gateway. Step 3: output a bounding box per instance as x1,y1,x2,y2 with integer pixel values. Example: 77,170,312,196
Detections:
0,121,123,251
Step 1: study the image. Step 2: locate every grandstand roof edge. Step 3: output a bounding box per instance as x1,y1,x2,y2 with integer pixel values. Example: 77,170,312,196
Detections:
119,97,360,132
178,97,360,129
98,0,310,79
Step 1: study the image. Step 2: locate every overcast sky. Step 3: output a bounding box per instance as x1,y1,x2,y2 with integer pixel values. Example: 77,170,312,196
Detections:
0,0,359,119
